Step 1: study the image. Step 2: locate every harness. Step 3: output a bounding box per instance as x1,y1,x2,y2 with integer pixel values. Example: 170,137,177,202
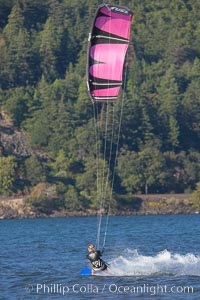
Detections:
87,250,107,271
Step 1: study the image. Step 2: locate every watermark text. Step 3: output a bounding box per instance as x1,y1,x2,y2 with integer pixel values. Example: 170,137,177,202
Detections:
25,282,194,296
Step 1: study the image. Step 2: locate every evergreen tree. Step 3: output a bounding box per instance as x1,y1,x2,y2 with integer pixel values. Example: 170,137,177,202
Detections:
3,4,35,86
39,17,59,82
191,182,200,210
0,155,16,195
117,140,165,194
4,87,30,127
156,66,181,150
0,0,200,201
181,77,200,150
24,156,46,186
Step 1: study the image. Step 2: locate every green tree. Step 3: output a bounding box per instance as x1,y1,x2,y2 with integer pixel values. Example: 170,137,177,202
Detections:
3,4,34,86
3,4,24,39
49,149,82,184
181,78,200,150
76,155,113,209
117,149,140,193
0,37,8,89
25,156,46,186
4,87,30,127
0,156,16,195
117,140,165,194
74,79,93,124
162,151,199,193
39,13,67,82
156,66,181,149
64,184,80,211
183,151,200,191
0,0,13,29
191,182,200,211
50,149,70,178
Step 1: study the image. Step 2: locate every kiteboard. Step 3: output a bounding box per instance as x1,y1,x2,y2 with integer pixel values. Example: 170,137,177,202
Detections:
80,268,91,275
80,268,103,276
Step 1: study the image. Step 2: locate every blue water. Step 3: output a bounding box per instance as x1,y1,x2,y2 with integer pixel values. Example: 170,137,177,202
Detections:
0,214,200,299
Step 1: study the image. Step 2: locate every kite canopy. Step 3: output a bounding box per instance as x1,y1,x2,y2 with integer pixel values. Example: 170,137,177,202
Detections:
87,4,134,102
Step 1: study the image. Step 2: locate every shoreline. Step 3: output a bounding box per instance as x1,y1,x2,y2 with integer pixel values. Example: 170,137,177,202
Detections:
0,194,198,219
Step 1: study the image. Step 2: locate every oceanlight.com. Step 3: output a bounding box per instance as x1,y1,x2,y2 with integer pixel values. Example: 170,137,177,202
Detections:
25,283,194,296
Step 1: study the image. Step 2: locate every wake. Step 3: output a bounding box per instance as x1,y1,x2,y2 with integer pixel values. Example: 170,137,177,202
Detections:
105,249,200,277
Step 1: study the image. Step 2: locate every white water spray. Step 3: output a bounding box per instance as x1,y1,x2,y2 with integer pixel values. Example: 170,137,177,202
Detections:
105,249,200,276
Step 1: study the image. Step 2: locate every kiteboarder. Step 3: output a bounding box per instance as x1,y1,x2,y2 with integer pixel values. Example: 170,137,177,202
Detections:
87,244,108,275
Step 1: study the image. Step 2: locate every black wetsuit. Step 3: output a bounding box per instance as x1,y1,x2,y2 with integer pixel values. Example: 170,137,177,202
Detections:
87,250,107,272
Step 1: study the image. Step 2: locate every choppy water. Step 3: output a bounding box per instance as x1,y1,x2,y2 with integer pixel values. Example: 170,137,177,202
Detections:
0,214,199,299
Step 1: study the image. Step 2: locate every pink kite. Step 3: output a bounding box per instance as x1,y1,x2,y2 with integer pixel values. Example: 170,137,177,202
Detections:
87,4,134,102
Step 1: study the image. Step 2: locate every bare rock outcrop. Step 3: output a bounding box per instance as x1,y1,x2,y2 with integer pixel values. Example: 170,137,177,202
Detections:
0,111,48,160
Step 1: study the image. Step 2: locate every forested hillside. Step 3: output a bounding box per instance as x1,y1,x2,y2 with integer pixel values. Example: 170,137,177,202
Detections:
0,0,200,212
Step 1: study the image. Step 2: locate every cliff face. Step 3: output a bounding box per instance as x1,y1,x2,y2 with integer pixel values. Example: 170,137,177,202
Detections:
117,194,196,215
0,112,198,219
0,194,197,219
0,111,48,159
0,111,32,157
0,198,37,219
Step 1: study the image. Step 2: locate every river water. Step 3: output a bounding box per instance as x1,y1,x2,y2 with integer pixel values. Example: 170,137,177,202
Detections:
1,214,200,299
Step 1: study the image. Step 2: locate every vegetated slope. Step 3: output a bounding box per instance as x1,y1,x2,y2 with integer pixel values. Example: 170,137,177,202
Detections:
0,1,199,211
